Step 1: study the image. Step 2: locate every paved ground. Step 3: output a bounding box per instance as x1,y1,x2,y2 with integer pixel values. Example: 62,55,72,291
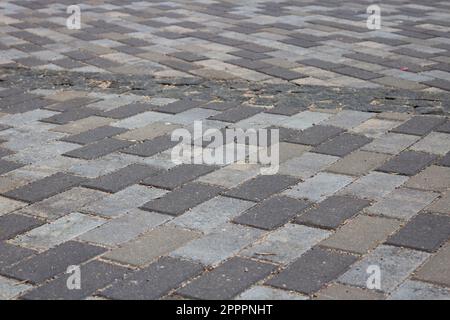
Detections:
1,0,450,300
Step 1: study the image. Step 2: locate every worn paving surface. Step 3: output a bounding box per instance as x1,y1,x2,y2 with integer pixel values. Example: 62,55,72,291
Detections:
1,0,450,300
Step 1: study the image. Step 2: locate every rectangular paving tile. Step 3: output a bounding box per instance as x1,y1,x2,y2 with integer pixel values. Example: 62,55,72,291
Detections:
405,165,450,192
101,257,203,300
233,195,311,230
284,173,354,202
266,247,357,294
411,132,450,156
376,150,437,176
171,223,264,266
178,257,276,299
0,275,32,300
64,138,133,160
279,152,339,178
237,285,307,300
102,103,156,119
389,280,450,300
440,152,450,167
0,213,44,241
152,99,204,114
0,241,106,284
295,195,370,230
362,133,420,154
61,125,127,145
315,283,385,300
103,225,200,267
333,66,382,80
121,135,178,157
425,191,450,215
414,243,450,287
241,223,331,264
313,133,373,157
386,213,450,252
208,106,263,123
141,164,217,190
338,245,430,293
320,215,402,254
0,196,26,216
11,212,105,250
281,125,344,146
140,182,224,216
83,164,162,193
0,241,36,270
41,107,101,125
327,151,390,176
0,159,23,175
2,173,85,203
282,111,331,130
225,175,299,202
21,260,129,300
391,116,446,136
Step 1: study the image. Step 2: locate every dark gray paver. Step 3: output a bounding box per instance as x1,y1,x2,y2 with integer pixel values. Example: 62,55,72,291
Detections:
377,151,438,176
64,138,133,160
152,99,204,114
437,120,450,133
202,101,237,111
209,106,263,123
178,257,276,299
295,196,370,229
0,214,44,241
391,116,446,136
2,173,86,203
101,103,156,119
83,164,162,193
259,67,306,80
61,126,128,145
283,125,344,146
0,242,36,270
334,66,383,80
140,182,224,216
0,159,24,175
44,97,98,112
386,213,450,252
0,148,13,158
266,247,357,294
121,135,178,157
101,256,203,300
440,152,450,167
225,175,299,202
313,133,373,157
0,241,106,284
233,196,311,230
41,107,101,124
141,164,217,190
21,260,129,300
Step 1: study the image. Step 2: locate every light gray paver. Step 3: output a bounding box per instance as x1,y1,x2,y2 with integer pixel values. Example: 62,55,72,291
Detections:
0,275,32,300
236,286,308,300
389,280,450,300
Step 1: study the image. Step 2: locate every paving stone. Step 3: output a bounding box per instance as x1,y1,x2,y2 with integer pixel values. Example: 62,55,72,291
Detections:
313,133,372,157
0,213,44,241
259,66,306,80
0,275,32,300
321,215,402,254
233,196,311,230
21,260,129,300
0,196,26,216
121,135,178,157
81,185,167,217
78,209,169,247
241,223,331,264
196,164,260,188
103,226,200,267
101,256,203,300
101,103,156,119
209,106,263,123
411,132,450,156
64,138,133,160
152,99,204,114
389,280,450,300
0,241,106,284
18,187,106,220
368,188,438,220
327,151,390,176
225,174,298,202
170,196,254,233
61,126,127,145
171,223,264,266
334,66,382,80
0,241,36,270
405,165,450,192
351,119,400,138
178,257,276,299
83,164,161,193
414,242,450,287
2,173,85,203
440,152,450,167
295,195,370,230
391,116,446,136
267,247,357,294
11,212,105,250
323,110,375,129
282,111,331,130
141,164,217,190
283,125,344,146
437,120,450,133
277,142,311,163
339,172,408,200
339,245,430,292
141,182,224,216
386,213,450,252
279,152,339,178
115,122,179,141
237,285,307,300
362,133,420,154
51,116,114,135
315,283,385,300
376,151,437,176
41,107,101,125
110,111,171,129
0,148,14,158
284,173,354,202
0,159,23,175
425,191,450,215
